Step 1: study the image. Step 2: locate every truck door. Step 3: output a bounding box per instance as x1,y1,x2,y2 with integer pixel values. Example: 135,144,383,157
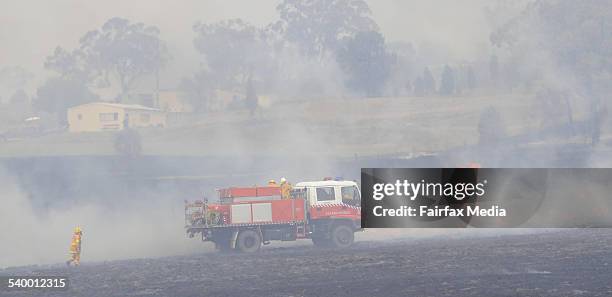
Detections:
340,185,361,207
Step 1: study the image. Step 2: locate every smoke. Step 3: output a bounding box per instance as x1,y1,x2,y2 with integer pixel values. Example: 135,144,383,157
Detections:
0,0,610,271
527,170,612,227
0,168,204,268
0,0,497,98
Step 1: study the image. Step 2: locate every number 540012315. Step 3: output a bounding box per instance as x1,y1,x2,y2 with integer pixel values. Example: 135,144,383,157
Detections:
3,277,68,291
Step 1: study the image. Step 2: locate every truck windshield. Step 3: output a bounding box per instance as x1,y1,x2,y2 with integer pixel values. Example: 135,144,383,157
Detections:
341,186,361,206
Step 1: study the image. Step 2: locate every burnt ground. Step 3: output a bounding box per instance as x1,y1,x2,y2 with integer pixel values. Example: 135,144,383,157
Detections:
2,229,612,297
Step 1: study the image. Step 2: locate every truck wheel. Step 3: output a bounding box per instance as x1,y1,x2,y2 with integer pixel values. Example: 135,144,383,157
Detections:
236,230,261,253
330,225,354,248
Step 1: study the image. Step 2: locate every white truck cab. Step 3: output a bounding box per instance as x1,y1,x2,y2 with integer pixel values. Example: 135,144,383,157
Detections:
294,180,361,207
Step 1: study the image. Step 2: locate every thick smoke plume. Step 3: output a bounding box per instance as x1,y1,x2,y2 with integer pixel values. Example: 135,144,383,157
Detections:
0,168,204,268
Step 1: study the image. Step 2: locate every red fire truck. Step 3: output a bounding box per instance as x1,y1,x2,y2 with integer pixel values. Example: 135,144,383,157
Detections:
185,180,362,252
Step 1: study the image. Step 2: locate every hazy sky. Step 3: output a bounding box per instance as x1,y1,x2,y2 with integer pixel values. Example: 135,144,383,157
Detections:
0,0,493,88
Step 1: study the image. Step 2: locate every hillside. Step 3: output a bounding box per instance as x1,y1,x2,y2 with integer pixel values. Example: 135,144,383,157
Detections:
0,93,592,157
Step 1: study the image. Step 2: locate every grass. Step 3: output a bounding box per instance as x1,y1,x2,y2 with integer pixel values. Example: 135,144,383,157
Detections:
0,93,582,157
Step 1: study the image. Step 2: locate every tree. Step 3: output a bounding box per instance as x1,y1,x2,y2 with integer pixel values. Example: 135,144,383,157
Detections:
276,0,379,59
193,19,274,90
336,31,393,96
491,0,612,139
179,70,216,113
44,47,91,83
45,17,168,101
386,42,416,96
245,77,258,116
490,0,612,83
422,67,436,95
439,65,455,95
404,80,413,95
33,77,98,123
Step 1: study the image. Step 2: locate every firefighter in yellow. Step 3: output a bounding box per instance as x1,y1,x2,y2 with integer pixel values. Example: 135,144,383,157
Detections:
67,226,83,266
280,177,292,199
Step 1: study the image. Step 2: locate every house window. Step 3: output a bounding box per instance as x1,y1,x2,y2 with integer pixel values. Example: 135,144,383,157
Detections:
99,112,118,122
140,113,150,123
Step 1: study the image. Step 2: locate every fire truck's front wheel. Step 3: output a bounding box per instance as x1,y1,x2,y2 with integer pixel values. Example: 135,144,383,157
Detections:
236,230,262,253
330,225,354,248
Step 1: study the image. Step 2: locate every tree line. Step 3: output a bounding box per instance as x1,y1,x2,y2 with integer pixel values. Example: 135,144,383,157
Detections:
24,0,495,122
0,0,610,131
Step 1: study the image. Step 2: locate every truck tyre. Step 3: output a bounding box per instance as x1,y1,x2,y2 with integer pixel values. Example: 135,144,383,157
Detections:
236,230,262,253
330,225,354,248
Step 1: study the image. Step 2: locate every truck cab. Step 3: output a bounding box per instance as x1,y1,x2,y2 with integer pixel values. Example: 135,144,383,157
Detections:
294,180,361,207
294,180,362,248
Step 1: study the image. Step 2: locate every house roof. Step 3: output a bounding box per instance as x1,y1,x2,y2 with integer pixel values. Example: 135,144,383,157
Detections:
70,102,161,112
